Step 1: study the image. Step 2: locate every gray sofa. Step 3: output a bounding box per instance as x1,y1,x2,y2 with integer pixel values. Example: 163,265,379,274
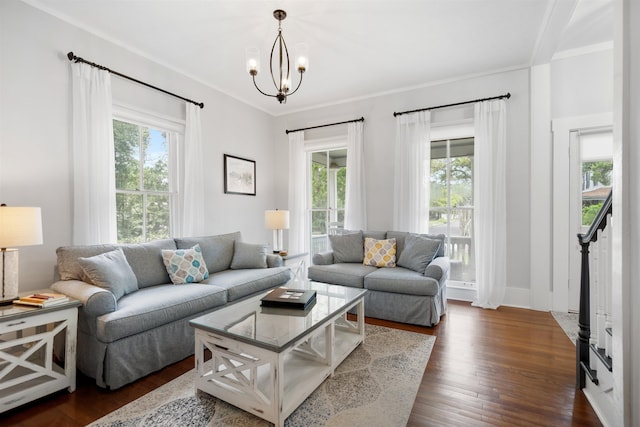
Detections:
51,231,291,389
308,230,449,327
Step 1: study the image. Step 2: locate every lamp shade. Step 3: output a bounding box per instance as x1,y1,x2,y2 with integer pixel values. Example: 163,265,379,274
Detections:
0,206,43,249
265,210,290,230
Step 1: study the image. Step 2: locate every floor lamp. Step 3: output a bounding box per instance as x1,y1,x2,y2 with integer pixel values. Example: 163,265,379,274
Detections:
0,205,43,305
265,209,289,254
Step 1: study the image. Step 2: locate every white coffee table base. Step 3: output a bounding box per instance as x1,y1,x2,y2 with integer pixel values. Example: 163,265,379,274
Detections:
194,298,364,427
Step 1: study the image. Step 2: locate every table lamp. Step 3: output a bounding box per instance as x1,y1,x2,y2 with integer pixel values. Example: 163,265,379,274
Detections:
265,209,289,254
0,205,43,304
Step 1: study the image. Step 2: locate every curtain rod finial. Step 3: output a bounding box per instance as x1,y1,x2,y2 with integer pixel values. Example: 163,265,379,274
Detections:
67,51,75,61
506,92,511,99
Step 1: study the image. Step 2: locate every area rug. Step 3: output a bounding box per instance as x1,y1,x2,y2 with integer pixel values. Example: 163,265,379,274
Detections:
552,311,579,345
87,324,435,427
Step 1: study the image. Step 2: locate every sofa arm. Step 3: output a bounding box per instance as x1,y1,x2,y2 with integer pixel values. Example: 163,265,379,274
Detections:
266,253,283,268
312,251,334,265
424,257,450,282
51,280,117,317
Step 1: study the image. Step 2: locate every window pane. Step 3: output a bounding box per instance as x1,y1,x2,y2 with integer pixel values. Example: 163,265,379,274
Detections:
311,210,328,257
116,193,143,243
581,160,612,226
146,194,171,241
336,167,346,209
429,207,448,235
311,158,328,209
449,155,473,207
430,158,448,210
449,206,475,282
143,128,169,191
114,120,140,191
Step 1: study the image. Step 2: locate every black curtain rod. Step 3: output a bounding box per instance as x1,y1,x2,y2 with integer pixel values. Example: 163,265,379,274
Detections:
286,117,364,134
67,51,204,109
393,93,511,117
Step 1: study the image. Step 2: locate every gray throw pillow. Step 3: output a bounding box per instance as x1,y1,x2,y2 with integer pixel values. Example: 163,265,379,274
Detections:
329,231,364,263
78,248,138,300
175,235,236,274
396,234,441,274
230,242,268,269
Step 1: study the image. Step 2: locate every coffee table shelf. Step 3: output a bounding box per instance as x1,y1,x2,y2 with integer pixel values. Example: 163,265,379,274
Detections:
190,282,365,427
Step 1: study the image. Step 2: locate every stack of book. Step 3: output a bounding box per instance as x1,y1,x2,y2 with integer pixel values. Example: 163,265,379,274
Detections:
260,287,317,310
13,292,69,308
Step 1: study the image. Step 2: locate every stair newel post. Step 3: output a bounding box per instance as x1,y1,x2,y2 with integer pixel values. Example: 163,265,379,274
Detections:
577,237,592,389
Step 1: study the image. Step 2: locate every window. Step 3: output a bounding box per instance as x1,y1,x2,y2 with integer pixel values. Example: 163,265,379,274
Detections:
429,137,475,283
113,118,177,243
309,148,347,257
579,129,613,226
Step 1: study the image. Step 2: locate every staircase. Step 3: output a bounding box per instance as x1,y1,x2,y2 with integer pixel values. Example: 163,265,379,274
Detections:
577,190,617,426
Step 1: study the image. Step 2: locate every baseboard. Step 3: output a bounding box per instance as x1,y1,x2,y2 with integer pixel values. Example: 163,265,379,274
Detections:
447,285,532,309
447,286,476,302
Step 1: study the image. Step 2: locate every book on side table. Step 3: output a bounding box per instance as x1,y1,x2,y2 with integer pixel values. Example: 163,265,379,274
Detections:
13,292,69,308
260,287,317,310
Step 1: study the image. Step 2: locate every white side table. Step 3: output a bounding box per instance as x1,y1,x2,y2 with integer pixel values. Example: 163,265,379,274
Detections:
0,295,81,413
281,252,308,280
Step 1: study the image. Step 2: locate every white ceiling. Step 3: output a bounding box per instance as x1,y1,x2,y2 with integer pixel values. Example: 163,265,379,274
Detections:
25,0,612,116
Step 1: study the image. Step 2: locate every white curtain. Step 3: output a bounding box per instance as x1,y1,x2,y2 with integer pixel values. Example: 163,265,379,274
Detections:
472,99,507,309
181,102,205,237
70,62,117,245
393,111,431,233
344,121,367,230
288,131,307,254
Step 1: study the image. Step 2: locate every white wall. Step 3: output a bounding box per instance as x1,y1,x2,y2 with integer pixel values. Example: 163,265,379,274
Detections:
551,48,614,119
0,1,278,292
273,69,532,306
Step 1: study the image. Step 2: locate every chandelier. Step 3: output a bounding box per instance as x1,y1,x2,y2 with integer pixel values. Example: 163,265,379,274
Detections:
246,10,308,104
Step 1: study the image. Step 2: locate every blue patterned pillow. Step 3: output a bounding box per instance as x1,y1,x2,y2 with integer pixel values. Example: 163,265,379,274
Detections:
161,244,209,284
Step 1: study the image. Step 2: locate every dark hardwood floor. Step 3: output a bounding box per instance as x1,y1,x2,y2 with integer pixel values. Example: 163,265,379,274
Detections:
2,300,602,427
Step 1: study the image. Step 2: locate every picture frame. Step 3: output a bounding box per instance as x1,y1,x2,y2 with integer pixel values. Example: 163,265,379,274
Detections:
224,154,256,196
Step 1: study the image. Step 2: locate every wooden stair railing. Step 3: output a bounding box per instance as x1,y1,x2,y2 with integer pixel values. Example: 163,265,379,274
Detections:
577,190,613,389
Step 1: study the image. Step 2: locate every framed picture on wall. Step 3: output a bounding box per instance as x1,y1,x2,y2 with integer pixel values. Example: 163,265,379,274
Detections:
224,154,256,196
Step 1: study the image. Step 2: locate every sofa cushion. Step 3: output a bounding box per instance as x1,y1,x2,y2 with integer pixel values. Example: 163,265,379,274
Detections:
95,283,227,343
175,232,241,273
329,231,364,263
230,242,268,269
397,234,441,274
121,239,176,288
308,263,378,288
78,249,138,300
161,244,209,284
204,267,291,301
364,267,440,296
387,231,446,259
57,244,119,282
363,237,396,268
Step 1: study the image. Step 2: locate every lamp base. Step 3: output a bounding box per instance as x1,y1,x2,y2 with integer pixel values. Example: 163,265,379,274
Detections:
1,249,19,304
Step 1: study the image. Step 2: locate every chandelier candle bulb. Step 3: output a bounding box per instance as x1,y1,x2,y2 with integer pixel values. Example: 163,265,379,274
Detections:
245,47,260,75
294,43,309,72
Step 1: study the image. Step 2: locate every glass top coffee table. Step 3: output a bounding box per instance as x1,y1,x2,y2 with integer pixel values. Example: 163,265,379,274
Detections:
189,281,366,427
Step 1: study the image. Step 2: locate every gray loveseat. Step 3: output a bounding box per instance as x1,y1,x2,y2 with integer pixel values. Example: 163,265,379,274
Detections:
51,231,291,389
308,230,449,327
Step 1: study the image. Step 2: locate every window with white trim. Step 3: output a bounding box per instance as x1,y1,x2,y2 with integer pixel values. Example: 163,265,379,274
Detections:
113,114,180,243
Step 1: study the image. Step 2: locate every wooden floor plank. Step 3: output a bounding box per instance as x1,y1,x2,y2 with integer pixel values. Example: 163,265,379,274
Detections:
2,300,602,426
